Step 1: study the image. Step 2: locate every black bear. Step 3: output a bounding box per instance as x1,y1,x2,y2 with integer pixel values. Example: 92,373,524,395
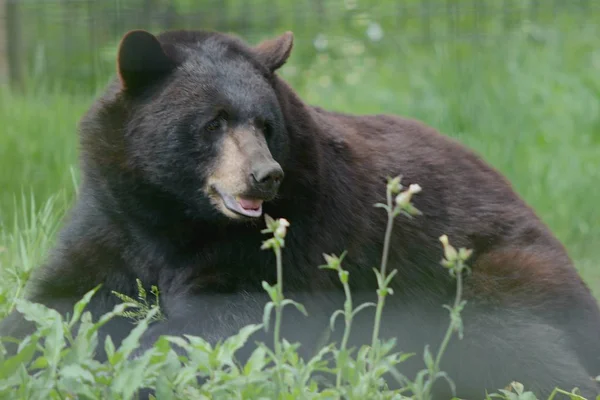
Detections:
1,28,599,398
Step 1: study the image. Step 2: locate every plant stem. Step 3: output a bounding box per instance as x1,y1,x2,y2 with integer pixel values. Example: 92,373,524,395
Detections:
274,245,283,358
370,186,395,365
433,260,463,371
379,188,394,278
370,294,385,363
336,280,354,388
9,284,21,314
273,244,284,396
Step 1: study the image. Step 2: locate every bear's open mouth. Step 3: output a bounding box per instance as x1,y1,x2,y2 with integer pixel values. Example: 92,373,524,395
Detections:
214,187,264,218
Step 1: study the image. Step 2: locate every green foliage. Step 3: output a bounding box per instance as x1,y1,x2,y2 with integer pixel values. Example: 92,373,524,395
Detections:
111,279,166,324
0,192,70,319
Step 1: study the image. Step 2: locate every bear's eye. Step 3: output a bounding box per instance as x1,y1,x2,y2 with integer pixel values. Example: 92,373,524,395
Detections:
264,122,273,138
257,118,273,138
205,117,223,132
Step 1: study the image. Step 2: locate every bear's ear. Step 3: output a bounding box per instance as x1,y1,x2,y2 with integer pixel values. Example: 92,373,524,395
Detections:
253,31,294,73
117,30,177,93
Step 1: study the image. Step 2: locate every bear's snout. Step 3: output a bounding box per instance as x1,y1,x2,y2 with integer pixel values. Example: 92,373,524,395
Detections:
250,161,284,196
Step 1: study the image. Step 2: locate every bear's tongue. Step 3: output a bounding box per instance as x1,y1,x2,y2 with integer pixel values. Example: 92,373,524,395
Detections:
237,197,263,211
218,189,264,218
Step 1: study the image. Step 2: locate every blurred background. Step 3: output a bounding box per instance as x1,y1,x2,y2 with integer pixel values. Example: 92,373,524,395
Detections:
0,1,599,297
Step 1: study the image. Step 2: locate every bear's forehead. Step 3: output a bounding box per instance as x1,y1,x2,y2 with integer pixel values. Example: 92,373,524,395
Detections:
168,37,264,83
144,30,277,115
181,39,243,69
156,30,261,70
175,55,267,100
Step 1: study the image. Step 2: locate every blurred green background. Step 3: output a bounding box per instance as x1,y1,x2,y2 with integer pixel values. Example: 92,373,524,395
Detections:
0,0,599,303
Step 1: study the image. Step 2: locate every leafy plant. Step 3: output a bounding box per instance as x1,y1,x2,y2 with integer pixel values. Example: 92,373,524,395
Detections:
111,279,165,324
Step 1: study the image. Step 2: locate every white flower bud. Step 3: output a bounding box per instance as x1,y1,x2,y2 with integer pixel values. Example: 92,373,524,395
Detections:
408,184,422,194
395,192,410,208
395,183,422,209
388,176,403,194
274,218,290,238
439,234,458,262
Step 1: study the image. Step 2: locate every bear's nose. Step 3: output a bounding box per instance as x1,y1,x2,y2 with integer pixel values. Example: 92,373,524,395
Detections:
251,163,284,192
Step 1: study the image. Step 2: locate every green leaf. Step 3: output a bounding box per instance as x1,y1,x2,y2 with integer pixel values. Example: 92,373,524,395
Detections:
155,373,175,400
329,309,344,332
67,311,97,364
264,214,275,230
222,323,263,360
338,250,348,263
180,337,212,374
136,279,147,302
243,345,268,375
372,268,384,287
432,371,456,397
373,203,389,211
352,302,376,318
262,301,274,332
111,351,154,399
15,299,61,329
0,366,25,391
87,302,135,340
115,306,160,360
59,364,96,384
104,335,115,363
281,299,308,316
0,337,39,379
423,345,434,371
261,281,278,302
165,336,192,353
69,284,102,327
383,269,399,287
378,337,398,359
29,355,49,370
44,314,65,367
398,351,415,363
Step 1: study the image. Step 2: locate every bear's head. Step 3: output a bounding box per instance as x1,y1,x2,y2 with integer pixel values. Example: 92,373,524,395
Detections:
105,29,295,222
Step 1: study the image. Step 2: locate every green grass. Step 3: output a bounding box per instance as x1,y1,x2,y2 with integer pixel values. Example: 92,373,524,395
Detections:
0,89,88,228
